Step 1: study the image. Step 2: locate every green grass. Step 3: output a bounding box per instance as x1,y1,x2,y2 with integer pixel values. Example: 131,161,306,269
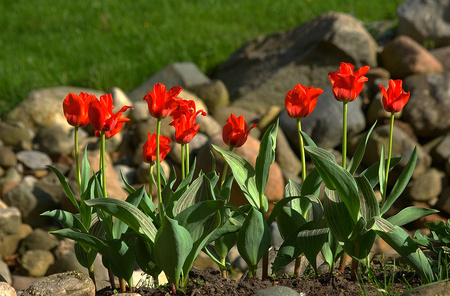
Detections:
0,0,403,116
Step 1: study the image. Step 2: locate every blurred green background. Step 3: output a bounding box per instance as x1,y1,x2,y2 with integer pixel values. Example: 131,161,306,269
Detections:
0,0,403,116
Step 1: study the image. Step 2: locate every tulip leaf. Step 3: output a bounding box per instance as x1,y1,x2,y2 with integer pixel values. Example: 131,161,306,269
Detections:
272,227,303,272
154,216,193,288
80,146,90,194
323,189,355,243
360,157,401,188
387,206,439,227
355,175,380,220
300,130,317,147
51,228,107,252
212,144,260,209
284,179,302,213
306,146,360,222
276,206,307,239
237,207,271,275
378,145,386,198
367,216,394,233
297,227,329,275
41,209,87,233
112,185,146,239
74,242,97,269
381,147,418,215
48,165,80,212
374,225,434,283
85,192,158,243
103,238,136,283
347,122,376,175
255,120,278,205
301,168,322,198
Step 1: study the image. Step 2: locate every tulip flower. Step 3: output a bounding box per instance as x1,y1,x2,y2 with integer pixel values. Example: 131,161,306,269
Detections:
379,79,410,205
142,132,172,165
222,114,257,148
285,84,323,119
143,83,182,119
328,62,370,103
63,92,96,127
379,79,410,113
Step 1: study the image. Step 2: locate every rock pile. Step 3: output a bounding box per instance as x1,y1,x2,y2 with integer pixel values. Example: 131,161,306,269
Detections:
1,1,450,294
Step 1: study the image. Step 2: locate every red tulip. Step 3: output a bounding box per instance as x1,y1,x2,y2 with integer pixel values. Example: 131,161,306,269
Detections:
379,79,410,113
328,62,370,102
88,94,133,138
222,114,257,148
143,83,182,119
285,84,323,118
169,100,206,144
63,92,96,127
142,132,172,164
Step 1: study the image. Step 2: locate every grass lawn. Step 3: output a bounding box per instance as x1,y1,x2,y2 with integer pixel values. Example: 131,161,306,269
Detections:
0,0,403,116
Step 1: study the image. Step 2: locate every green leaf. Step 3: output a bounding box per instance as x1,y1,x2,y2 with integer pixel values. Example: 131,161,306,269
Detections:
276,206,307,239
85,193,158,243
388,206,439,227
348,121,376,175
120,168,136,194
212,144,260,209
74,242,97,269
41,209,87,232
173,173,216,216
378,145,386,198
355,175,380,220
374,226,434,283
51,228,107,251
381,147,418,215
300,130,317,147
367,216,395,233
48,165,80,212
306,146,360,222
301,168,322,197
272,227,303,272
154,216,193,288
297,227,329,275
360,157,401,188
323,189,355,243
112,185,146,239
103,238,136,282
284,179,302,213
80,146,90,194
255,120,278,202
236,207,271,273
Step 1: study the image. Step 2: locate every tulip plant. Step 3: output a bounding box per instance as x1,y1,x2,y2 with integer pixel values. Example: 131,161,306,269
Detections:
44,61,441,294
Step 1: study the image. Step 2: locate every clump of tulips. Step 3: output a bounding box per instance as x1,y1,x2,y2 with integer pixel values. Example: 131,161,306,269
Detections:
44,61,439,294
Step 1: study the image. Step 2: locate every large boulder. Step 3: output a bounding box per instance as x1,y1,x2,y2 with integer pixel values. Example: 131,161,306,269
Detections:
397,0,450,48
214,12,378,112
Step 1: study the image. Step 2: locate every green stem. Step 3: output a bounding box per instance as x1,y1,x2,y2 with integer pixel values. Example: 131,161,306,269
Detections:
149,164,154,201
220,146,234,188
342,102,348,170
185,143,190,176
101,131,107,198
88,264,96,289
181,143,185,180
297,118,306,182
74,127,82,193
156,119,164,216
382,113,395,205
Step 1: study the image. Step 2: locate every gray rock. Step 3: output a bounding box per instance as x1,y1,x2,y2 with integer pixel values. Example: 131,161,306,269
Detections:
3,182,37,219
109,86,133,116
431,132,450,163
18,228,59,255
214,12,377,111
0,146,17,169
0,259,12,284
253,286,300,296
436,186,450,215
401,280,450,296
403,73,450,138
21,271,95,296
128,62,211,102
0,121,31,150
20,249,55,277
187,80,230,115
16,150,52,171
397,0,450,48
0,233,22,258
280,86,366,149
196,114,222,138
115,164,136,188
380,35,443,79
407,168,446,202
0,207,21,237
0,282,16,296
35,125,74,156
431,46,450,71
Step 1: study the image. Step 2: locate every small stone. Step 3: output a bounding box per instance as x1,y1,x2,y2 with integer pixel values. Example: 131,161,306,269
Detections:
35,125,74,156
402,280,450,296
0,121,31,150
21,271,95,296
0,146,17,169
0,207,21,236
253,286,300,296
20,249,54,277
0,259,12,284
18,228,59,255
3,183,37,219
0,282,16,296
408,168,446,202
16,150,52,170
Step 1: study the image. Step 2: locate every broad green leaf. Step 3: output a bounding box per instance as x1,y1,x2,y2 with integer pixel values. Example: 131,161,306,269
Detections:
321,231,342,270
301,168,322,197
349,217,368,241
80,146,90,194
297,227,329,275
214,232,238,261
41,209,87,232
173,174,216,216
207,223,241,244
85,194,158,242
323,189,355,243
285,179,302,213
120,168,136,194
374,226,434,283
360,157,401,188
300,130,317,147
74,242,97,269
236,207,271,273
103,238,136,282
272,227,303,272
48,165,80,212
388,206,439,227
381,147,418,215
154,216,193,288
276,207,307,239
112,185,146,239
51,228,107,251
348,121,376,175
355,175,380,220
255,120,278,202
212,144,260,209
134,237,161,278
267,196,299,225
306,146,360,222
367,216,395,233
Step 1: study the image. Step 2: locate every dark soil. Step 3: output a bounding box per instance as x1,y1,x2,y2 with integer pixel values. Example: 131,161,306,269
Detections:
96,267,423,296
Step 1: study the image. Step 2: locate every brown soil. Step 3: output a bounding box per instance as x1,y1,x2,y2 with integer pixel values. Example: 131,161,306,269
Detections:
96,267,423,296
